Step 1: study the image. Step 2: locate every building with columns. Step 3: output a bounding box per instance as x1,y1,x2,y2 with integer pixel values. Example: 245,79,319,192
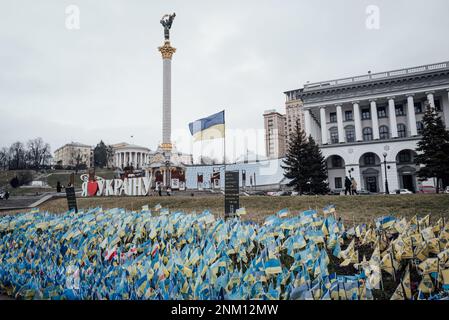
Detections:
283,61,449,193
111,143,151,170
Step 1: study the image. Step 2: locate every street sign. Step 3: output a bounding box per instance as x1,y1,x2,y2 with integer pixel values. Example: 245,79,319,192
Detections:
65,186,78,213
225,170,239,218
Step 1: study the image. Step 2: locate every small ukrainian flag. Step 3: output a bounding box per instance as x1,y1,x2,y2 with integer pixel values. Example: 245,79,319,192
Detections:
188,110,225,142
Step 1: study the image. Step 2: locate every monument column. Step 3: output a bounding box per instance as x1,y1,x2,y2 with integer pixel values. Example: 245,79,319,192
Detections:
159,39,176,151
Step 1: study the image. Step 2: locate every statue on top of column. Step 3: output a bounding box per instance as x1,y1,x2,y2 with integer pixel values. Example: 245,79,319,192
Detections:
160,13,176,41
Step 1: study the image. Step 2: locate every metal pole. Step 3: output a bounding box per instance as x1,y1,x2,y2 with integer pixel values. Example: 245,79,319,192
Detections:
384,154,390,195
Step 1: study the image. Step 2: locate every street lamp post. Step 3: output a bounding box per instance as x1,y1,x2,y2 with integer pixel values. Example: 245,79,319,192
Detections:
383,152,390,195
164,153,170,189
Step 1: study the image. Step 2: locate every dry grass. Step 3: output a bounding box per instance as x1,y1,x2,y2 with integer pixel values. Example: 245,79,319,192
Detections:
3,194,449,225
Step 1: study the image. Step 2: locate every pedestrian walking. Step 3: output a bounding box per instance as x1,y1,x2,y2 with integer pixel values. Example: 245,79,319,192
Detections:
351,178,358,195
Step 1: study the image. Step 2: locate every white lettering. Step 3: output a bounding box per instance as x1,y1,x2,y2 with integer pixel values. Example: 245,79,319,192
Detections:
114,179,123,196
81,182,87,197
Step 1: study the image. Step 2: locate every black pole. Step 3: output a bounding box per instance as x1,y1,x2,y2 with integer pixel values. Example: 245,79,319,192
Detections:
384,155,390,195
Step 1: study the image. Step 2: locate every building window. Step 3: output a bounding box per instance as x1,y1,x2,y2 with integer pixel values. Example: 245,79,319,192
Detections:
398,151,412,164
377,106,387,118
414,102,423,114
435,99,442,111
330,112,337,123
397,124,407,138
345,126,355,143
395,105,406,116
379,125,389,140
335,177,343,189
329,127,339,144
362,108,371,120
331,156,343,168
364,153,376,166
345,111,353,121
363,127,373,141
417,121,424,135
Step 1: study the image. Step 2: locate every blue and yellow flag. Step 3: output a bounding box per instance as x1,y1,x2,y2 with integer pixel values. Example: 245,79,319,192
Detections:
189,111,225,141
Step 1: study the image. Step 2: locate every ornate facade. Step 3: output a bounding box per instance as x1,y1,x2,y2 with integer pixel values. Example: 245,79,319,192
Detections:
284,61,449,193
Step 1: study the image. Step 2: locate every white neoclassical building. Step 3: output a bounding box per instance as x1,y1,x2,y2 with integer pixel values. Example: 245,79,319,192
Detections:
285,61,449,193
111,143,151,170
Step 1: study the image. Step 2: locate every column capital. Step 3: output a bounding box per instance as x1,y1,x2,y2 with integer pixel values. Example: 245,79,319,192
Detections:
158,41,176,60
335,104,343,108
387,96,396,101
406,93,415,98
425,91,435,95
369,99,377,103
351,101,360,105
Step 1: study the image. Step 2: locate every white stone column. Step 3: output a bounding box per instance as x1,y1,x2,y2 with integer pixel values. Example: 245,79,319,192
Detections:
446,89,449,128
427,92,435,110
370,100,380,140
304,109,312,137
320,107,327,144
388,97,398,138
336,105,345,143
353,101,362,141
407,94,418,136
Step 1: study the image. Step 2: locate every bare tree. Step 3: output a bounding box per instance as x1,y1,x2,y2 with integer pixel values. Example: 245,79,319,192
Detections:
0,147,10,170
9,142,26,170
27,138,51,170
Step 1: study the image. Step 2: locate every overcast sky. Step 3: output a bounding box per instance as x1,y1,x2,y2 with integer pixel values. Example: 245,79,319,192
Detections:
1,0,449,161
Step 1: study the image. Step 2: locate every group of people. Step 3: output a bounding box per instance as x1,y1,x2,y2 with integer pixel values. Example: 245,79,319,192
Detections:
155,182,172,197
344,176,358,195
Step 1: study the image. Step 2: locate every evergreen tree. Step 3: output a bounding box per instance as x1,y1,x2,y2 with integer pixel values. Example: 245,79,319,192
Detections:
415,105,449,192
94,141,109,168
282,122,329,194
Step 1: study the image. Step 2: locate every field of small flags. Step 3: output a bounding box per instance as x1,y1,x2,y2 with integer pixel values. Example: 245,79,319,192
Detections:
0,204,449,300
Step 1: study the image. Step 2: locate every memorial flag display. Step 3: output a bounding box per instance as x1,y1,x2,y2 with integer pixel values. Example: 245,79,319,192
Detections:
1,206,449,300
188,110,225,142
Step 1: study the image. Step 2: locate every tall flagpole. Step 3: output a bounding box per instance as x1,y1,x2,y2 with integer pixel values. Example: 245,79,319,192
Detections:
223,109,226,170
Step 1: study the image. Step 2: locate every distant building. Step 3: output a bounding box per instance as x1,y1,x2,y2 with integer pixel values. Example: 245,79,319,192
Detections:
111,143,151,170
285,98,304,147
54,142,93,168
263,110,287,159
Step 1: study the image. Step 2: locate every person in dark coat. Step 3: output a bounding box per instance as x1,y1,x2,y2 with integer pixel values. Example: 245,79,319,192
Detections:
344,177,352,195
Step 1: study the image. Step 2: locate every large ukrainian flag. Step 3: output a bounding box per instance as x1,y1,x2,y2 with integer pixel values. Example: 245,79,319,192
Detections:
188,111,225,142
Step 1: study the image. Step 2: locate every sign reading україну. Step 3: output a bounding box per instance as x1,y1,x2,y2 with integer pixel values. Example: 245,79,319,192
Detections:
80,174,153,197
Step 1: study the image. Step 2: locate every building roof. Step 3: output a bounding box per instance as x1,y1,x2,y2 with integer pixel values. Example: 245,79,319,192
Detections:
112,142,151,151
54,142,92,152
284,61,449,97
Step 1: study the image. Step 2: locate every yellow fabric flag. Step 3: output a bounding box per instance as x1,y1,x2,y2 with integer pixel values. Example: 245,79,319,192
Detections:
381,252,396,276
390,283,405,300
414,243,428,261
427,238,441,255
421,227,435,242
441,269,449,286
402,265,412,299
418,274,434,294
419,215,430,228
418,258,439,274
